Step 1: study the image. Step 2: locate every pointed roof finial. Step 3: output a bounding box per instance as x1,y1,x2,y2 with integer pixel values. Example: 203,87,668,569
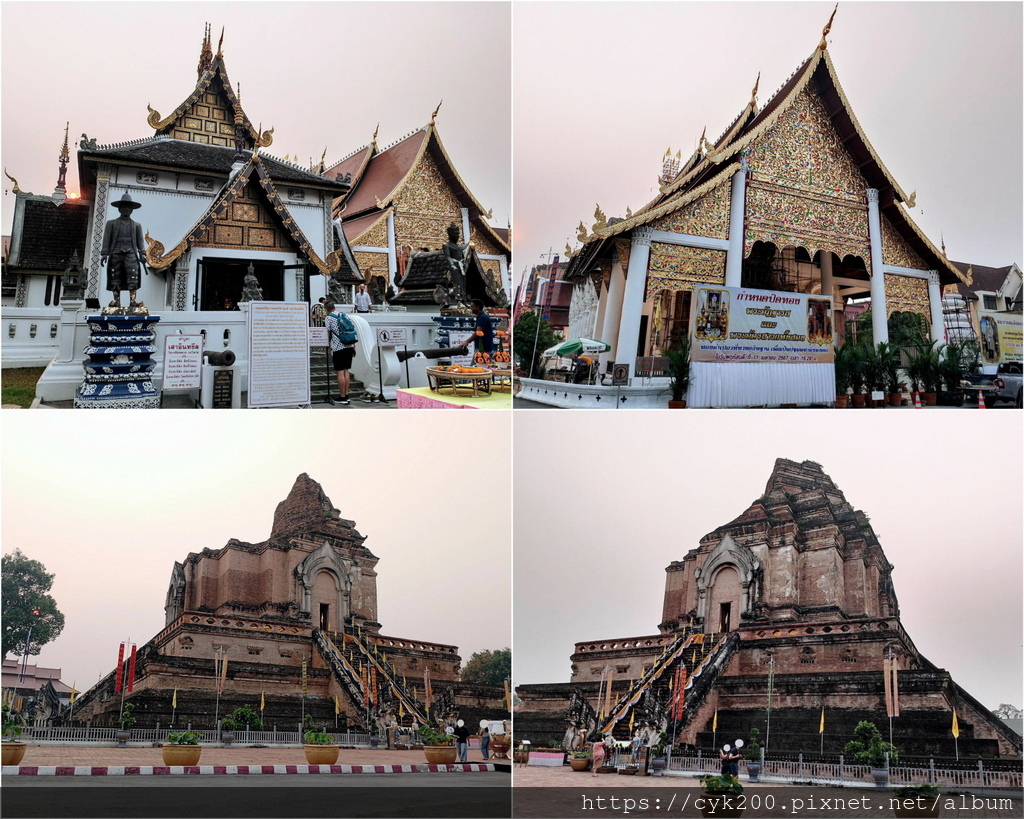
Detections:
819,4,837,50
941,232,946,256
429,100,443,126
317,148,327,174
216,26,224,59
5,167,21,194
60,121,70,161
54,122,70,201
198,23,213,78
749,72,761,106
371,122,380,147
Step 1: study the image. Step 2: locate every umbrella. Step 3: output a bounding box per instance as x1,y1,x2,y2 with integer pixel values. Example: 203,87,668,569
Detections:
542,337,611,358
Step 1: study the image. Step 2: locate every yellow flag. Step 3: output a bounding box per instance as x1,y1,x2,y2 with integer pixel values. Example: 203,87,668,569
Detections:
628,710,635,731
712,709,718,731
70,682,78,704
819,707,825,734
172,689,177,708
335,696,341,715
952,709,960,738
260,691,265,712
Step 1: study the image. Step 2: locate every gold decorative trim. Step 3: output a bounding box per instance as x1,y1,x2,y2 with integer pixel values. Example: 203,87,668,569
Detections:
326,249,342,273
4,167,21,194
258,127,274,148
145,231,188,269
147,103,174,131
352,210,391,246
590,162,740,241
819,5,838,51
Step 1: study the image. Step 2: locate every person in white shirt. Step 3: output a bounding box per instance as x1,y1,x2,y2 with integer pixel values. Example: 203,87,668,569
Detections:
354,283,372,313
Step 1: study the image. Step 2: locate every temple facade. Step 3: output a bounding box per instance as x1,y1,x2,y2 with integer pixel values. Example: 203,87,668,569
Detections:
515,459,1020,759
529,18,975,408
70,475,505,731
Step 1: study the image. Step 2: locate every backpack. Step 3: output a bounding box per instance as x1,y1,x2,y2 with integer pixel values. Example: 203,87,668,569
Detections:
331,312,358,345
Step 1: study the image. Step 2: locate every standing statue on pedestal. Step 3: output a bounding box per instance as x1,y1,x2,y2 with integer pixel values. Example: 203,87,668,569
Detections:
100,193,148,314
442,222,469,305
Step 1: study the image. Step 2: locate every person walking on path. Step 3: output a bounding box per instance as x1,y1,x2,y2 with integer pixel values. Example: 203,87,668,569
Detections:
480,727,491,760
454,720,471,763
591,737,606,776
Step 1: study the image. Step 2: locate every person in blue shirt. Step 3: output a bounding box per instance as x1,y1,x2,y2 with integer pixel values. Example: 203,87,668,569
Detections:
468,298,494,354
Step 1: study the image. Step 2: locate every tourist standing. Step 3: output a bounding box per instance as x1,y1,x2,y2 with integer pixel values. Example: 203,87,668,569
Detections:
480,726,491,760
354,283,372,313
325,301,357,405
311,297,327,323
591,736,606,776
454,720,471,763
466,298,495,355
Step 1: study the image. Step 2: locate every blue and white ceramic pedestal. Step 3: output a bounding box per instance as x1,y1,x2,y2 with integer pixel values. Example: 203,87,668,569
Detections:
74,315,162,409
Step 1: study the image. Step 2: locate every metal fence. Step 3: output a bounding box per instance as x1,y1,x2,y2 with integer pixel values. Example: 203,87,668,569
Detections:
666,752,1023,789
22,726,373,746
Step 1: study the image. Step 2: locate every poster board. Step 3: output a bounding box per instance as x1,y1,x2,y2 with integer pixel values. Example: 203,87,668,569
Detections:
978,313,1023,365
247,301,311,407
690,286,835,364
162,334,203,391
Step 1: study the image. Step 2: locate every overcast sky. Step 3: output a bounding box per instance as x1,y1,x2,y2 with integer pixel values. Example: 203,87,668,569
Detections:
514,411,1023,712
514,2,1023,289
1,412,511,692
1,1,511,234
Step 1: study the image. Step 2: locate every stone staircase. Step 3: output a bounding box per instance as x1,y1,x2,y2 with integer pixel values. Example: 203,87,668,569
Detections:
309,350,367,404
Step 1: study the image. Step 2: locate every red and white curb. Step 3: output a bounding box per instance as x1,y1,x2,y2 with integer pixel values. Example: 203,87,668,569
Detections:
2,763,495,776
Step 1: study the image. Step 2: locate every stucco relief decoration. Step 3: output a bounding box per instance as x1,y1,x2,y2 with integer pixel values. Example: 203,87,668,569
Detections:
649,182,730,240
392,151,463,218
354,215,390,249
884,274,930,318
614,239,631,274
354,251,384,278
879,215,926,270
568,276,600,340
395,213,461,253
647,244,726,293
479,257,502,282
469,229,502,257
746,84,870,258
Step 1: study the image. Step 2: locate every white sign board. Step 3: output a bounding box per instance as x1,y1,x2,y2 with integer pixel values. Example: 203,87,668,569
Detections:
162,334,204,391
449,330,474,366
308,326,328,347
248,301,311,407
376,326,409,346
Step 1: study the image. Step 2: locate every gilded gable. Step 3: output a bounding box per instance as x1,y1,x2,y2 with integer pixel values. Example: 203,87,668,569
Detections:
193,179,297,251
648,245,726,294
353,214,389,248
884,274,930,318
170,83,236,147
469,229,503,257
392,151,464,251
880,214,927,270
649,179,730,240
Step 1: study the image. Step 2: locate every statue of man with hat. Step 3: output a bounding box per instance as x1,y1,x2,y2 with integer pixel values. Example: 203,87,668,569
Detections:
100,192,147,312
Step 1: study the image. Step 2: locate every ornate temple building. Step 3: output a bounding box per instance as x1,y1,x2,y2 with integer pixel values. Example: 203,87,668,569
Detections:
70,475,506,730
515,459,1020,759
535,16,975,408
323,113,511,309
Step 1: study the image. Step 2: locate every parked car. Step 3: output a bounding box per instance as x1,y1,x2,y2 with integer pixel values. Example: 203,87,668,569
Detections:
992,362,1023,408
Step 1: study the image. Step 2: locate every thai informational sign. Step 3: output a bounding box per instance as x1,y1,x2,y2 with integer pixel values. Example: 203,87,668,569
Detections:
161,334,203,391
978,313,1023,364
690,286,835,364
248,301,311,407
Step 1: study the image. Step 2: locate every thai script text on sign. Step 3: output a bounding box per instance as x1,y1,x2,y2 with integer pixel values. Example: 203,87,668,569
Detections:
162,334,203,391
248,301,311,407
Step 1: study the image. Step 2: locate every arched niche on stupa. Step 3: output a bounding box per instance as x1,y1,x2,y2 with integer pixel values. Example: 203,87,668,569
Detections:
694,535,761,630
296,542,353,630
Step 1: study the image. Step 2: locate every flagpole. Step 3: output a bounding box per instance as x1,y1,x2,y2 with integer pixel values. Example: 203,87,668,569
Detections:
214,650,223,730
764,656,774,754
887,647,894,751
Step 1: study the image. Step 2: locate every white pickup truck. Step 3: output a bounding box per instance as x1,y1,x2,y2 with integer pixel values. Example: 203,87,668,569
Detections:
991,361,1023,408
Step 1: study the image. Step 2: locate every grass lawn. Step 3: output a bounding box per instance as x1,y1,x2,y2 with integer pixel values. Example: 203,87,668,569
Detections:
1,367,45,408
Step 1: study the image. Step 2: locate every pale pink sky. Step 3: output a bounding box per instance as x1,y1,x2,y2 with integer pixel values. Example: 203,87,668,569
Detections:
1,412,511,691
514,2,1023,283
1,2,511,234
514,411,1023,712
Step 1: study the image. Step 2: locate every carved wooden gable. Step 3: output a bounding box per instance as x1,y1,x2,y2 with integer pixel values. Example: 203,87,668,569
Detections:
170,78,236,146
193,179,298,252
393,151,464,252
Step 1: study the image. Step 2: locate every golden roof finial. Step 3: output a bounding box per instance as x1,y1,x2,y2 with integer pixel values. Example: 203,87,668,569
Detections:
216,26,224,59
4,167,21,194
905,190,917,208
749,72,761,106
664,148,671,158
699,126,712,155
577,221,588,242
371,122,380,147
317,148,327,174
60,121,70,160
198,23,213,78
430,100,443,126
625,206,633,219
819,4,837,50
593,204,607,232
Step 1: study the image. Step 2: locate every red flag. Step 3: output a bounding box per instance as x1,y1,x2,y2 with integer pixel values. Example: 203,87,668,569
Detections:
114,643,125,693
541,256,560,322
127,645,137,693
673,667,688,721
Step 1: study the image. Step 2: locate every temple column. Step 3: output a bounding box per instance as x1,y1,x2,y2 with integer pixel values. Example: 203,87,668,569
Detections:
725,155,748,287
386,210,398,287
927,271,946,346
820,251,839,345
866,189,889,344
461,208,471,248
598,259,625,372
614,227,654,377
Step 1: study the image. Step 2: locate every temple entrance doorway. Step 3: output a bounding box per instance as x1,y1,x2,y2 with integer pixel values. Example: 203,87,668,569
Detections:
709,565,741,632
196,258,284,310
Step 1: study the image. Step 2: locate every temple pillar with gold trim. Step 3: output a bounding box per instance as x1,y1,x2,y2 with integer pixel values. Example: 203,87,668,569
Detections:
614,227,654,377
866,189,889,344
927,271,945,346
725,158,747,288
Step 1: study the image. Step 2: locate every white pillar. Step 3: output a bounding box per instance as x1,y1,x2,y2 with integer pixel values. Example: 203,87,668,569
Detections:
615,227,654,377
820,251,837,345
598,259,626,372
461,208,471,248
927,271,945,347
866,189,889,344
386,210,398,287
725,156,748,288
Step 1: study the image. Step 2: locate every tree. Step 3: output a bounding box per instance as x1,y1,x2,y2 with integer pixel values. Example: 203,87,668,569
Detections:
512,312,559,379
2,549,65,659
460,648,511,687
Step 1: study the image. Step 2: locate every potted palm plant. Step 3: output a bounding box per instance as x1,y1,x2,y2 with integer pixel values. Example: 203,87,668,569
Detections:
418,723,457,765
2,702,27,766
115,701,136,748
743,727,763,783
844,720,898,789
665,340,692,408
875,341,903,406
649,730,669,776
162,730,202,766
303,728,340,765
833,342,855,407
220,716,236,748
917,342,941,405
849,344,868,408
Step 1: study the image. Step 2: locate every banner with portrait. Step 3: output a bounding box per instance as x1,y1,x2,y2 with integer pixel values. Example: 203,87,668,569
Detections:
977,313,1023,365
690,286,835,364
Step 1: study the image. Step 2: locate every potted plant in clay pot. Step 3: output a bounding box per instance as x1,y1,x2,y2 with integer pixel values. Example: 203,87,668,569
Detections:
849,344,868,407
743,727,763,783
875,341,904,406
916,341,941,405
649,731,669,776
699,774,744,817
2,702,27,766
162,730,202,767
844,720,898,790
115,701,136,748
418,723,457,765
891,784,941,818
833,342,855,408
303,729,340,765
665,340,693,408
569,750,592,772
220,716,236,748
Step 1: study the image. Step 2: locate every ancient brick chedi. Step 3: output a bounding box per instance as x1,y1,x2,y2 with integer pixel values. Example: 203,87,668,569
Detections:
71,475,504,729
516,459,1020,758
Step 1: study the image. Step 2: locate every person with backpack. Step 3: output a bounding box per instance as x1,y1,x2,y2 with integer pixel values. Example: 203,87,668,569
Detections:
324,300,358,405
